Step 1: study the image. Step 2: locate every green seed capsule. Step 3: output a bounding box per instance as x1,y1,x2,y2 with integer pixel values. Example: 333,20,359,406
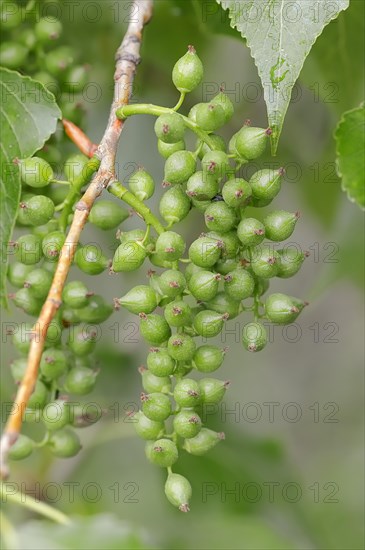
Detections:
242,322,267,352
75,244,108,275
235,126,270,160
164,151,196,185
62,281,90,309
31,219,59,239
147,348,176,377
19,29,36,51
189,236,222,268
254,277,270,297
118,228,154,248
42,400,70,431
10,358,28,382
197,134,226,160
214,258,238,276
237,218,265,247
159,185,191,225
164,301,192,328
172,45,204,93
264,211,300,242
188,270,220,301
173,410,202,439
40,348,67,380
183,428,225,456
195,102,226,132
45,319,63,348
158,139,185,159
68,326,96,357
28,380,48,409
250,246,281,278
141,392,172,421
211,91,234,123
112,240,147,272
139,313,172,345
77,295,113,324
129,169,155,201
174,378,201,407
250,168,283,201
184,262,205,283
204,202,237,233
193,345,225,373
21,195,55,226
140,367,171,394
265,293,307,325
188,103,202,123
277,248,308,278
65,65,88,92
42,231,65,262
64,367,97,395
48,428,81,458
45,46,75,76
19,157,53,188
0,2,22,30
24,268,52,299
155,231,186,262
186,170,219,200
35,16,62,42
117,285,159,315
12,323,33,354
222,178,252,208
207,230,240,260
205,291,240,319
224,268,255,301
199,378,229,404
155,113,185,144
194,310,228,338
168,334,196,361
63,154,88,182
9,435,34,460
201,151,231,181
165,473,192,512
13,288,41,316
0,42,27,69
89,200,129,230
159,269,186,298
133,411,164,440
15,234,43,265
146,438,178,467
68,403,101,428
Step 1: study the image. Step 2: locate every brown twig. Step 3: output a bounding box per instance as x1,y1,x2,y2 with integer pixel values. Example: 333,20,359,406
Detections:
62,119,99,158
0,0,153,479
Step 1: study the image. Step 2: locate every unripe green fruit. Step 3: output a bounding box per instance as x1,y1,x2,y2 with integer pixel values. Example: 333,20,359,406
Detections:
139,313,171,345
164,151,196,185
250,168,283,201
140,368,171,394
59,96,85,125
45,46,75,76
129,169,155,201
62,281,90,309
188,103,202,123
193,310,227,338
174,378,201,407
44,319,63,347
265,293,307,324
0,42,27,69
68,326,96,357
193,345,225,373
16,193,34,227
33,71,59,91
159,185,191,225
188,236,222,268
35,16,62,42
118,228,154,249
165,473,192,513
19,157,53,188
199,378,229,404
24,268,52,299
195,102,226,132
141,392,172,421
112,240,146,272
211,91,234,123
159,270,186,298
65,65,88,92
147,348,175,377
9,435,34,460
155,113,185,144
190,197,211,212
173,410,202,439
21,195,55,226
14,234,42,265
89,200,129,230
204,202,237,233
155,231,186,262
237,218,265,247
48,428,81,458
42,231,65,262
28,380,48,409
222,178,252,208
0,2,22,30
202,150,231,181
13,288,41,316
19,29,36,50
168,334,196,362
264,210,300,242
172,45,204,93
7,263,32,287
214,258,238,276
183,428,225,456
205,291,240,319
32,219,59,239
207,230,240,260
242,322,267,352
254,276,270,297
224,268,255,301
188,270,220,301
10,358,28,382
158,139,186,159
235,126,270,160
77,295,113,324
149,252,174,270
75,244,108,275
184,262,205,283
146,438,178,467
133,411,164,440
118,285,159,315
64,367,97,395
277,248,308,278
40,348,67,380
164,300,192,328
63,154,88,182
12,323,33,354
250,246,281,278
186,170,219,200
42,400,70,431
68,403,101,428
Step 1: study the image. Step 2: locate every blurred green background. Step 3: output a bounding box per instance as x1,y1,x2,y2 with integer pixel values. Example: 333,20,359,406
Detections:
1,1,364,548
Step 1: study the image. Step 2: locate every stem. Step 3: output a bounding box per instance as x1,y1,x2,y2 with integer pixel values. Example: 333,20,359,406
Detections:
173,92,185,111
50,179,70,186
116,104,218,150
0,511,18,550
108,181,165,235
0,483,71,525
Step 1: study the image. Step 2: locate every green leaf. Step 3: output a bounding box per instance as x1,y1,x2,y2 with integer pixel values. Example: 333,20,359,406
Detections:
0,68,61,307
335,104,365,209
217,0,349,153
